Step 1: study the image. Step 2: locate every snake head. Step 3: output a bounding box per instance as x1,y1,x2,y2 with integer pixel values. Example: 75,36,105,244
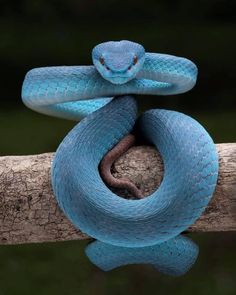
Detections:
92,40,145,85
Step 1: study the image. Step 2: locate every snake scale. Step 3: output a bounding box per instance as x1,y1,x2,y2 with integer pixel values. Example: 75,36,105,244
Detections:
22,40,218,276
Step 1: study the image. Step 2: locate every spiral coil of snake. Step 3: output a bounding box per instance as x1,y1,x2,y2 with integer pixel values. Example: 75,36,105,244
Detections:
22,40,218,276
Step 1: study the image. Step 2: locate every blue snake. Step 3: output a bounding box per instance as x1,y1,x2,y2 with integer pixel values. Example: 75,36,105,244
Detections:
22,40,218,276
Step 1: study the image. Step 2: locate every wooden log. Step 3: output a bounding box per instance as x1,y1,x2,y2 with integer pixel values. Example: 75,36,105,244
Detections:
0,143,235,245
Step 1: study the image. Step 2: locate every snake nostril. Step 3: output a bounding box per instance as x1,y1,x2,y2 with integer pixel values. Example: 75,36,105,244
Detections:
128,65,132,71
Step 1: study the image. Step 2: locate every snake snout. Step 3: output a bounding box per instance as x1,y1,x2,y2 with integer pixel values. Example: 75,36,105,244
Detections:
94,55,143,85
101,55,138,73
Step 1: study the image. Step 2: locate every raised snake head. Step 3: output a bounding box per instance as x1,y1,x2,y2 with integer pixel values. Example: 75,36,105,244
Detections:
92,40,145,85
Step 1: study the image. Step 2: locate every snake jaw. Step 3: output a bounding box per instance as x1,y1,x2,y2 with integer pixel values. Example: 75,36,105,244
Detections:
104,75,134,85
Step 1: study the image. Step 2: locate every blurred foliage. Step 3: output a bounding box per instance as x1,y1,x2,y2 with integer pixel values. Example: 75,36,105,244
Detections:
0,1,236,294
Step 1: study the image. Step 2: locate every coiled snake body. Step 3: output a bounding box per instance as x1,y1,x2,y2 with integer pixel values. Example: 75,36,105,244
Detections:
22,40,218,276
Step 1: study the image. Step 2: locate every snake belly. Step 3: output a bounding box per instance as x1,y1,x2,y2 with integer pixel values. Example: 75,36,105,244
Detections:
21,47,219,275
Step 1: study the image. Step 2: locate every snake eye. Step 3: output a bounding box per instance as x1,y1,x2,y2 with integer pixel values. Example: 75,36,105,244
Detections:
133,56,138,65
99,57,105,65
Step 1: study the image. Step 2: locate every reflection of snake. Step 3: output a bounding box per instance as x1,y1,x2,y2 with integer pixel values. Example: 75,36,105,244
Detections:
22,40,218,275
86,235,199,276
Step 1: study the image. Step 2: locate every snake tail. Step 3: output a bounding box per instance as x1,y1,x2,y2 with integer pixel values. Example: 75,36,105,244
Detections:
99,133,144,199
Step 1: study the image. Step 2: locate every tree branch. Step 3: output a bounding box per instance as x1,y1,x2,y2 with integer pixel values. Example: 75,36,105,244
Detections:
0,143,235,245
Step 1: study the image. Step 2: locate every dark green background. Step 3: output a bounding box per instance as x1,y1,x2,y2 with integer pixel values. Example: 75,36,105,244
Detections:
0,1,235,294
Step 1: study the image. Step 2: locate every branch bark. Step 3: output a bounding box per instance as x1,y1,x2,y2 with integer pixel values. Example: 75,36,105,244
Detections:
0,143,235,245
